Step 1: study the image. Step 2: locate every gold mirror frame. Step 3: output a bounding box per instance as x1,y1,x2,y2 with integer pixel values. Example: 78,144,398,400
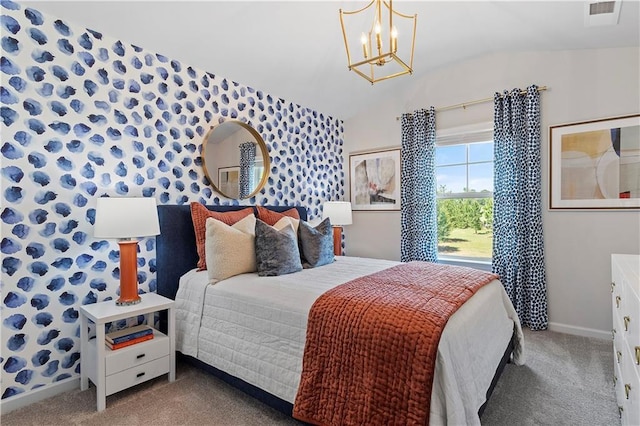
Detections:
202,120,271,199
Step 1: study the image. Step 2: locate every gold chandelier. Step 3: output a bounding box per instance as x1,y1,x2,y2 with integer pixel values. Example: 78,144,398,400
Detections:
339,0,417,84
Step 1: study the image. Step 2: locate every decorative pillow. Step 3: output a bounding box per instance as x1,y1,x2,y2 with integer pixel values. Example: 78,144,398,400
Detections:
299,218,335,268
273,215,299,235
190,202,253,270
255,219,303,276
255,206,300,226
205,215,256,281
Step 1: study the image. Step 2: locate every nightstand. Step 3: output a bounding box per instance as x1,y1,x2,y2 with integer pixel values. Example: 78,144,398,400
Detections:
79,292,175,411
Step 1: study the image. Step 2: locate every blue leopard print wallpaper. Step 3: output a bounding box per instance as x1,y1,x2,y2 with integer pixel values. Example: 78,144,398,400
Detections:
0,1,344,400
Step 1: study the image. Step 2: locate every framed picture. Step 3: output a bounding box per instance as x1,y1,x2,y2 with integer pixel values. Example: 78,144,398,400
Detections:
350,148,401,211
218,166,240,199
549,114,640,209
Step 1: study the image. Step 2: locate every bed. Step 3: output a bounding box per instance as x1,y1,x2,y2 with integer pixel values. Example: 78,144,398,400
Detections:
156,204,524,425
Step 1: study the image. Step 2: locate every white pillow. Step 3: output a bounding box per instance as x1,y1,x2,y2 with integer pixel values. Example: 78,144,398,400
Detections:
205,214,256,281
273,215,299,234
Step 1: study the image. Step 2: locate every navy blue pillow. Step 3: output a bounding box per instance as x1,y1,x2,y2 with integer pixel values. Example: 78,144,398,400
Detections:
255,219,303,276
299,218,334,268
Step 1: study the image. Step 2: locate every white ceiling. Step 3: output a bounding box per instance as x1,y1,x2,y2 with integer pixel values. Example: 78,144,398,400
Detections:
24,1,640,119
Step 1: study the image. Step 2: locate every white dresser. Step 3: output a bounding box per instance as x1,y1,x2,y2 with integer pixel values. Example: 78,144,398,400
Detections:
611,254,640,425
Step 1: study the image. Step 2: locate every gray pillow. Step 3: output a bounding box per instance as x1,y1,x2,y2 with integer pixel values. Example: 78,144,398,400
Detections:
299,218,335,268
255,219,303,276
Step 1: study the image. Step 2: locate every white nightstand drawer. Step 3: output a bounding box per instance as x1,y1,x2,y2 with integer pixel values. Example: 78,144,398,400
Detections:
105,355,170,396
105,331,169,375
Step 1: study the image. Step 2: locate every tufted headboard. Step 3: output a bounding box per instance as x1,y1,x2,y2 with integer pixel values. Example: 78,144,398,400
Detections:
155,204,308,301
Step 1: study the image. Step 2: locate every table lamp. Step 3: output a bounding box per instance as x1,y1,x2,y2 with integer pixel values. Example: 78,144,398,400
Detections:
322,201,353,256
93,197,160,305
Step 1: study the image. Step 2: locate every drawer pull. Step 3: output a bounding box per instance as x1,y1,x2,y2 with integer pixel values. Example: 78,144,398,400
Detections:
618,406,624,419
616,351,622,363
612,329,616,340
624,383,631,399
136,354,146,359
615,295,621,308
623,316,630,331
136,372,146,378
611,282,615,293
636,346,640,365
613,375,617,386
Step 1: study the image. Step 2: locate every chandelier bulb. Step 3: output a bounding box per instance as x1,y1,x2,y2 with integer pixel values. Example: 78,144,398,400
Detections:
360,32,369,59
391,26,398,53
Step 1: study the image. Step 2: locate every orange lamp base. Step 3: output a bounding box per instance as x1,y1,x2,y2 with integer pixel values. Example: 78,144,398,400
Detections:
116,240,141,306
332,226,343,256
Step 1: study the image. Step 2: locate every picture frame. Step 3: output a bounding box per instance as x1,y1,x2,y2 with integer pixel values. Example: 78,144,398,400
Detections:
549,114,640,210
218,166,240,199
350,148,401,211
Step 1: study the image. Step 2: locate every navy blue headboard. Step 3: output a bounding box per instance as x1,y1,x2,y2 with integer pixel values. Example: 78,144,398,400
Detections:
155,205,307,301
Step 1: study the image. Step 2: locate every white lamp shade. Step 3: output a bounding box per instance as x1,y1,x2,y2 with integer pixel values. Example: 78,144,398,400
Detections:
323,201,353,226
94,197,160,239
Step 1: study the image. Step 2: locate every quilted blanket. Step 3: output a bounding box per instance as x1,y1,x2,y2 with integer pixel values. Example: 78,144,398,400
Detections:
292,261,499,425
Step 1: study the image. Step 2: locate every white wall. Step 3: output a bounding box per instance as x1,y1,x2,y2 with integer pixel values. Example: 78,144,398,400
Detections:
343,47,640,337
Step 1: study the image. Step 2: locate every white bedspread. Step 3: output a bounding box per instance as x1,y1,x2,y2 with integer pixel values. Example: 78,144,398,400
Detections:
174,256,523,425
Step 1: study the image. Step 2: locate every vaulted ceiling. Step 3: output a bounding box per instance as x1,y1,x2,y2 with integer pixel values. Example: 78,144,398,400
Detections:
26,1,640,119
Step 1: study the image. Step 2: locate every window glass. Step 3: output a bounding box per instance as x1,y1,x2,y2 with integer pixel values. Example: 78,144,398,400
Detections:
469,141,493,163
468,163,493,193
436,165,467,193
435,144,466,166
436,139,494,262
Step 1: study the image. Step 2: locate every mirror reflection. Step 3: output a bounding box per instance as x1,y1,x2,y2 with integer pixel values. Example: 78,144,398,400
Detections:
202,121,270,199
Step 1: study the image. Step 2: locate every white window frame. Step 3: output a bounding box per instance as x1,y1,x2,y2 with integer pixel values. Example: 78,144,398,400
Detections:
435,122,494,269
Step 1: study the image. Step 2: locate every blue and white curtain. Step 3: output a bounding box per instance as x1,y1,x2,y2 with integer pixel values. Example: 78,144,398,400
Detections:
400,107,438,262
238,141,256,198
493,85,548,330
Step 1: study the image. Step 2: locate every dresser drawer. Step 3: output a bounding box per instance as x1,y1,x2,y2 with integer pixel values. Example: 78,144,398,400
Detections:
621,345,640,426
621,284,640,351
615,355,626,409
105,355,170,396
105,331,169,375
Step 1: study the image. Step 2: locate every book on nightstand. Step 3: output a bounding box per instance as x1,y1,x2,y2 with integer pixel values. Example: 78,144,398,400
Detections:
106,324,154,345
106,333,154,350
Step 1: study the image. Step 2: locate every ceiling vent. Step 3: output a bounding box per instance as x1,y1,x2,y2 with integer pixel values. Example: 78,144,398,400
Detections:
584,1,622,26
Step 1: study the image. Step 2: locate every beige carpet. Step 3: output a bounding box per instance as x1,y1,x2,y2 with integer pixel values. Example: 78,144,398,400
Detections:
1,329,619,426
1,361,297,426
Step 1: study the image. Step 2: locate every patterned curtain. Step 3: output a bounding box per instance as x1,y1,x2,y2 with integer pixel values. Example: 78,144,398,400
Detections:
400,107,438,262
238,141,256,198
492,85,548,330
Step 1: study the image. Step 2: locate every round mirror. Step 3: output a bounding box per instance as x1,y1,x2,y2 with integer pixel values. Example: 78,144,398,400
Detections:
202,121,270,199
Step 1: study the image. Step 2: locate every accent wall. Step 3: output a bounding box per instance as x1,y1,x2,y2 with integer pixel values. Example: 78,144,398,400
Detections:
0,1,344,401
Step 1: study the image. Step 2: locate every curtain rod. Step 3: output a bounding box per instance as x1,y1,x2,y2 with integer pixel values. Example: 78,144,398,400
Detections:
396,85,548,120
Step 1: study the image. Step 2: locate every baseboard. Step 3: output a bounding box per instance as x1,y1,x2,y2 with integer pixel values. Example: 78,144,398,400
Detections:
548,322,611,340
0,377,79,414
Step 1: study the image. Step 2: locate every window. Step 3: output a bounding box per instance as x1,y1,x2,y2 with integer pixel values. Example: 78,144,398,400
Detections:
435,128,494,263
253,157,265,187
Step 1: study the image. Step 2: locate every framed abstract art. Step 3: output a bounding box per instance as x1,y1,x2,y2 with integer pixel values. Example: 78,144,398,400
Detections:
349,148,401,211
549,114,640,209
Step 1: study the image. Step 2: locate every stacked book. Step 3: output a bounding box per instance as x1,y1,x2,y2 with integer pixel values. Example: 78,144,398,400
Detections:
106,324,154,350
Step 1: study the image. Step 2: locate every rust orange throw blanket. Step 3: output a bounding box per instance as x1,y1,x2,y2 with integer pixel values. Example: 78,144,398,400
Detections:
293,261,498,425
